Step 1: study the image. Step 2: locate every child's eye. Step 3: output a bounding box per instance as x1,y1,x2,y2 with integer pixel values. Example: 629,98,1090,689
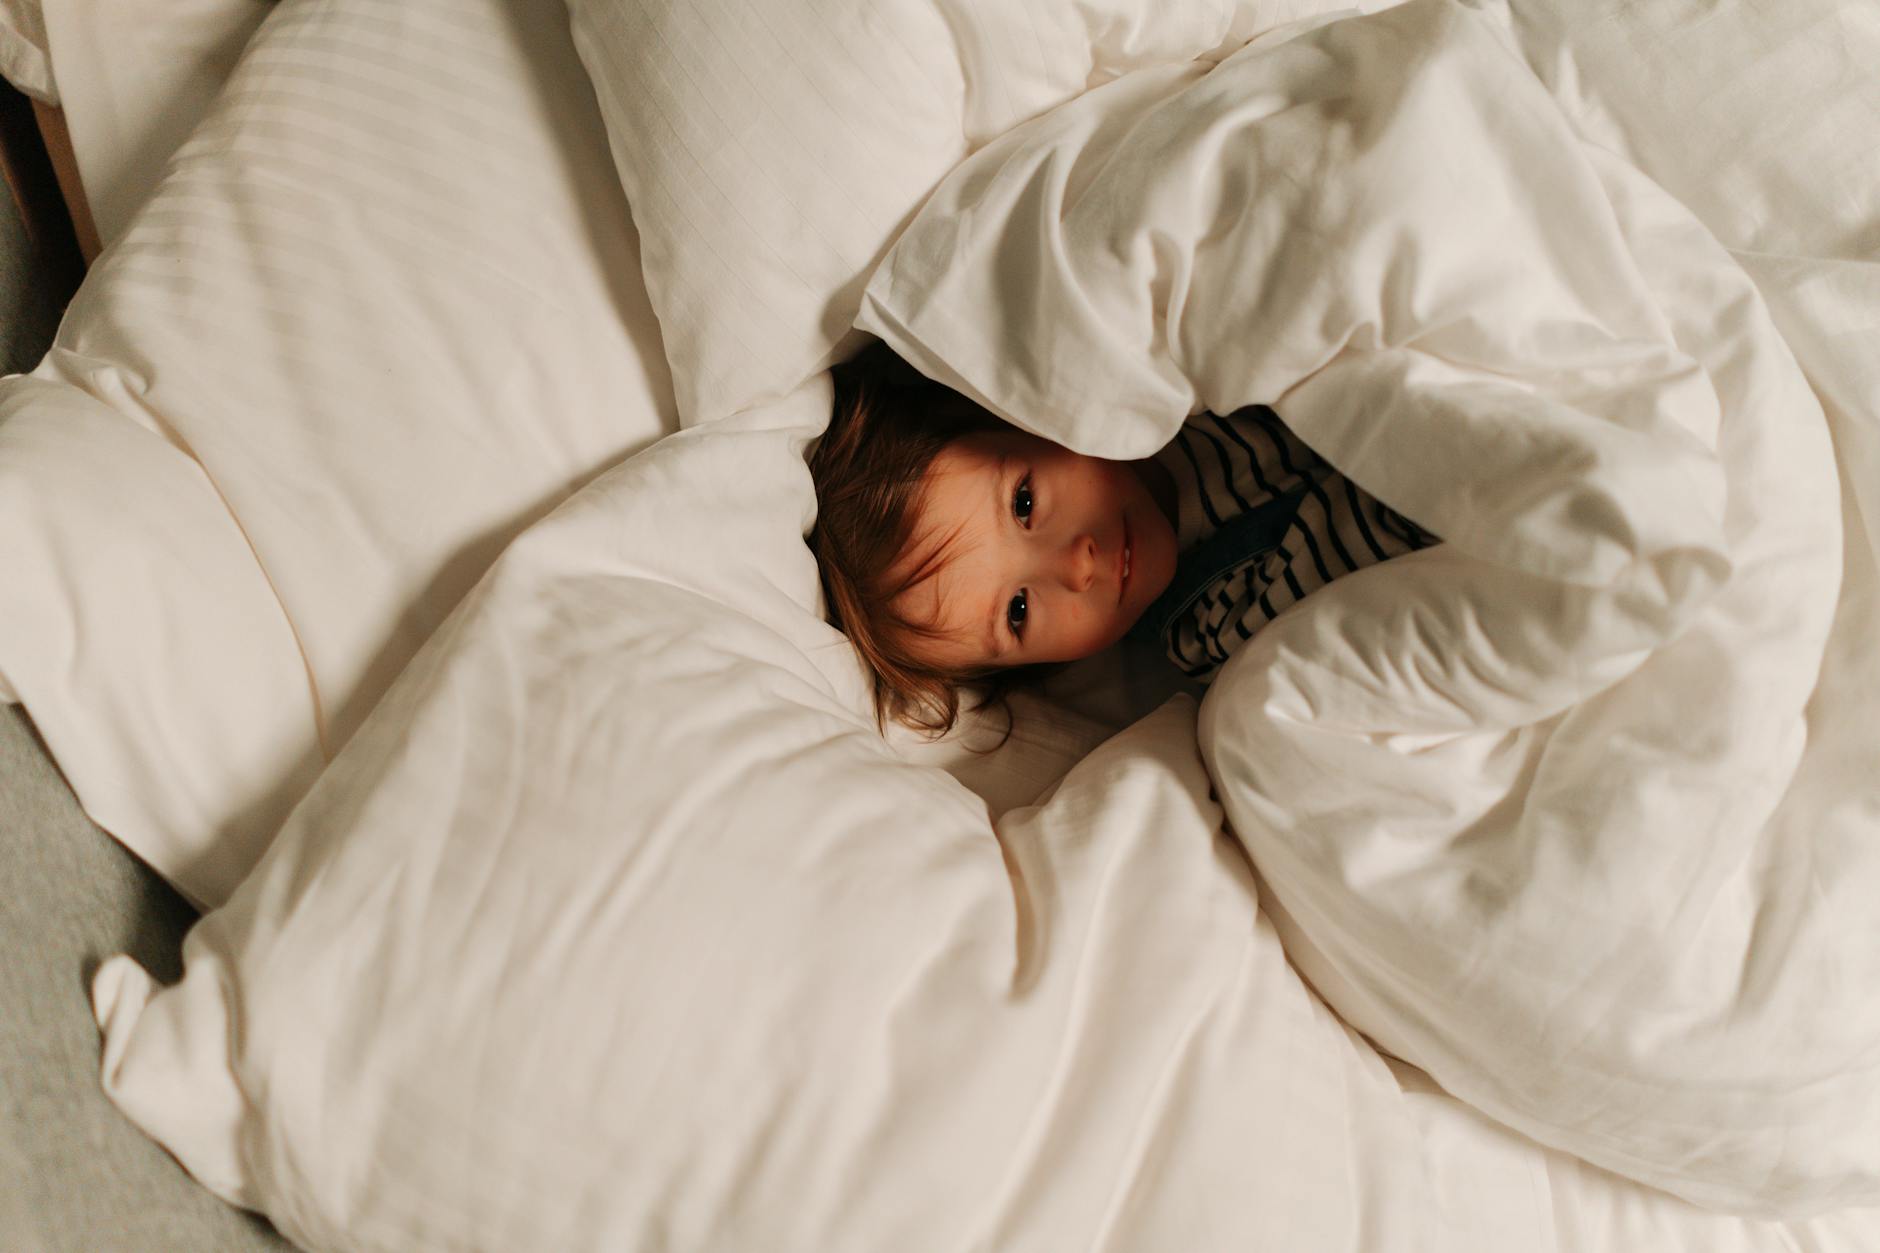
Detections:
1006,590,1028,638
1012,477,1034,526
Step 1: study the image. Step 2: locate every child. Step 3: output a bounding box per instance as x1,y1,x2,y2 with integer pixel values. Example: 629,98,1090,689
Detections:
809,345,1436,734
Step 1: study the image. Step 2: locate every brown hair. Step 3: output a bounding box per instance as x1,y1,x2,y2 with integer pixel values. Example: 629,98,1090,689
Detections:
807,344,1034,736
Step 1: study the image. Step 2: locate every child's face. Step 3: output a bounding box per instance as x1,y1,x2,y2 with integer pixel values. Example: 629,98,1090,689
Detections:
890,428,1178,671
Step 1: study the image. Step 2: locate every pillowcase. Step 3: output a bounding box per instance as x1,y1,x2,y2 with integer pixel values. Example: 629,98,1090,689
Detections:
0,0,676,907
91,386,1264,1244
0,380,318,906
561,0,1377,425
34,0,272,245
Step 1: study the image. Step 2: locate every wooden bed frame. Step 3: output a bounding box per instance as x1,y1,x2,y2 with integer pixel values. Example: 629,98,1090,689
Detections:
0,85,95,274
29,100,99,261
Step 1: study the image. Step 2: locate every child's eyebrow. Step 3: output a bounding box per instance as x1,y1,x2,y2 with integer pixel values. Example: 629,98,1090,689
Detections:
980,596,1006,662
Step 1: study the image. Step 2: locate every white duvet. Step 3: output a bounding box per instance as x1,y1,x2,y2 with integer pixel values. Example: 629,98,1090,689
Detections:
863,0,1879,1216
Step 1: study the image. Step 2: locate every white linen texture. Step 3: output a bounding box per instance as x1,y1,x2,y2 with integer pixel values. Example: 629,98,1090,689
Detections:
860,0,1878,1217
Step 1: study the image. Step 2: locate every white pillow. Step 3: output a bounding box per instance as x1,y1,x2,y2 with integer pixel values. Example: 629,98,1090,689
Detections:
0,380,318,904
0,0,676,906
36,0,272,246
90,389,1864,1248
92,388,1253,1243
561,0,1374,425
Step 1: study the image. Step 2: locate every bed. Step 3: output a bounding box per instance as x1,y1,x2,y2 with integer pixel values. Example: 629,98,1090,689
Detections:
2,0,1877,1248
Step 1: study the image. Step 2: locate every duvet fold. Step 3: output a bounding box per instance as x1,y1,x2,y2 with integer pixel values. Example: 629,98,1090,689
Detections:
861,0,1870,1214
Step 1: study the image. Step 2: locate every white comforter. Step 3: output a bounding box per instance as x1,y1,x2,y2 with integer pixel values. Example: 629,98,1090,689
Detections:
861,0,1880,1215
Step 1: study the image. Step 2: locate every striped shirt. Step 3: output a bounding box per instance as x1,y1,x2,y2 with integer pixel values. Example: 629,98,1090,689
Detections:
1141,406,1437,682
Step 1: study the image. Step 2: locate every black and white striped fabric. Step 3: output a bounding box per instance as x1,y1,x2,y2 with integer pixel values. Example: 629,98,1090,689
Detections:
1150,406,1437,681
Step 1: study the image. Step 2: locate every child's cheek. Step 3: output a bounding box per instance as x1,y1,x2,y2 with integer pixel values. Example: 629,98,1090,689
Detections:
1061,598,1116,656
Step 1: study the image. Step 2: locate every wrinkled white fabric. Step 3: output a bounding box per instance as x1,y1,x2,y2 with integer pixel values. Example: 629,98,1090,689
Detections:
94,390,1878,1250
861,0,1876,1215
563,0,1383,424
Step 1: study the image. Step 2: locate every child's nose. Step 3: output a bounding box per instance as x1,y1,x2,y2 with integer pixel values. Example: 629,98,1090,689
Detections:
1058,533,1097,593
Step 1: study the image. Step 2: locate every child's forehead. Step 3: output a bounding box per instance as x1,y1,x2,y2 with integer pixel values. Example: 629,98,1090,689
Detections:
886,445,1004,628
889,537,994,668
915,440,1009,544
894,481,984,593
930,431,1008,474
